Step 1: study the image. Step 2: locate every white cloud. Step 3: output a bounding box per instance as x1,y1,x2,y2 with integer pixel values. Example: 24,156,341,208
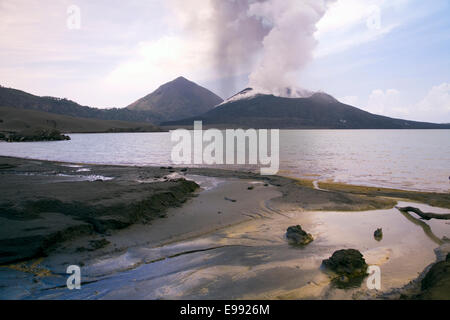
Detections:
356,83,450,123
106,0,334,98
104,35,215,94
416,83,450,122
315,23,398,58
0,0,174,107
317,0,379,34
315,0,408,57
103,0,251,99
365,89,404,116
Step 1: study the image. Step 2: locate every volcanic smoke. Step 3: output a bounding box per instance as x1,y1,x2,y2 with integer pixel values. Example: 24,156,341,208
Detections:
171,0,334,97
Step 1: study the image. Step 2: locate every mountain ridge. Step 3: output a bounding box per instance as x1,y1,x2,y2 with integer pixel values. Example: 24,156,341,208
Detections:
127,76,223,121
0,85,163,124
0,76,223,125
0,106,162,134
2,82,449,130
162,92,450,129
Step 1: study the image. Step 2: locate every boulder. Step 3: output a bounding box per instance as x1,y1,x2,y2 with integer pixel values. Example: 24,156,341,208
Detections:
416,253,450,299
286,225,314,245
6,128,70,142
374,228,383,241
322,249,368,278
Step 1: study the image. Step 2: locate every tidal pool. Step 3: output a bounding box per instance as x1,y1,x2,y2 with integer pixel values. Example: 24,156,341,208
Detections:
13,200,449,300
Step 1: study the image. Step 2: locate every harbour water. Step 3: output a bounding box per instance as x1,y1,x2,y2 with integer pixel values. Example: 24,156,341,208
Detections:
0,130,449,192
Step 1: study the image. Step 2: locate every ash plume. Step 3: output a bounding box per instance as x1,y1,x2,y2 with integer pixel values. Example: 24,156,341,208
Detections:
209,0,269,95
171,0,333,96
247,0,333,95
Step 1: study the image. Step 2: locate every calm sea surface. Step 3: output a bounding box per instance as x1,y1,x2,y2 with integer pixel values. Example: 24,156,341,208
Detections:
0,130,449,192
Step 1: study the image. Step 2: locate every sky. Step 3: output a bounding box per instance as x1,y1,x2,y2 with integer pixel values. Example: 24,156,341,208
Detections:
0,0,449,123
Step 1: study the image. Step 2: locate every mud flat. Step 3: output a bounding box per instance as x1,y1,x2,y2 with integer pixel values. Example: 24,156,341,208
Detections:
0,156,449,299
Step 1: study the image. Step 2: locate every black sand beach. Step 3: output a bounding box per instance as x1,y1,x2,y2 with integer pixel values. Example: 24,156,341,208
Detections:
0,156,449,299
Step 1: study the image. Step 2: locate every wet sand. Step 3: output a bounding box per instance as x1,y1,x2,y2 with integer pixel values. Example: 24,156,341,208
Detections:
0,156,449,300
5,201,448,300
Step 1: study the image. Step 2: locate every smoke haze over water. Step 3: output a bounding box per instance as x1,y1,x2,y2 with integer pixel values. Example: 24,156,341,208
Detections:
172,0,334,96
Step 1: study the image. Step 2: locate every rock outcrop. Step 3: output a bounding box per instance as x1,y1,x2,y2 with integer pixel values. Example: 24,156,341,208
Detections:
416,253,450,299
322,249,368,287
286,225,314,245
374,228,383,241
2,128,70,142
0,178,199,264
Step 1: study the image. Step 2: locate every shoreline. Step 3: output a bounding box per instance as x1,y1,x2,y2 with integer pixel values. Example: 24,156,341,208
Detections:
1,154,448,203
1,154,449,262
0,155,449,299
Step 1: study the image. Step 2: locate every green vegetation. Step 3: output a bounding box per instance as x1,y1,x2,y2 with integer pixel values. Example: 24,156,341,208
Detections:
0,85,163,123
0,106,163,140
317,181,450,209
1,128,70,142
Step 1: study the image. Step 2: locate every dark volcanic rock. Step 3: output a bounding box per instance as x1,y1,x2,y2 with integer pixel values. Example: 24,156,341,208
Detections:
0,178,200,264
286,225,314,245
374,228,383,241
0,163,15,170
89,239,111,251
322,249,368,277
0,224,94,264
416,253,450,299
4,128,70,142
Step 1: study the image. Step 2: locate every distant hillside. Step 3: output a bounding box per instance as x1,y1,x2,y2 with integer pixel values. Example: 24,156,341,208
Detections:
162,91,450,129
127,76,223,121
0,86,163,124
0,106,162,133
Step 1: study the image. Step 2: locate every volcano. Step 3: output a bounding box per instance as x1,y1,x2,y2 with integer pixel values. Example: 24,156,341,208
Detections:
161,89,450,129
127,76,223,122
